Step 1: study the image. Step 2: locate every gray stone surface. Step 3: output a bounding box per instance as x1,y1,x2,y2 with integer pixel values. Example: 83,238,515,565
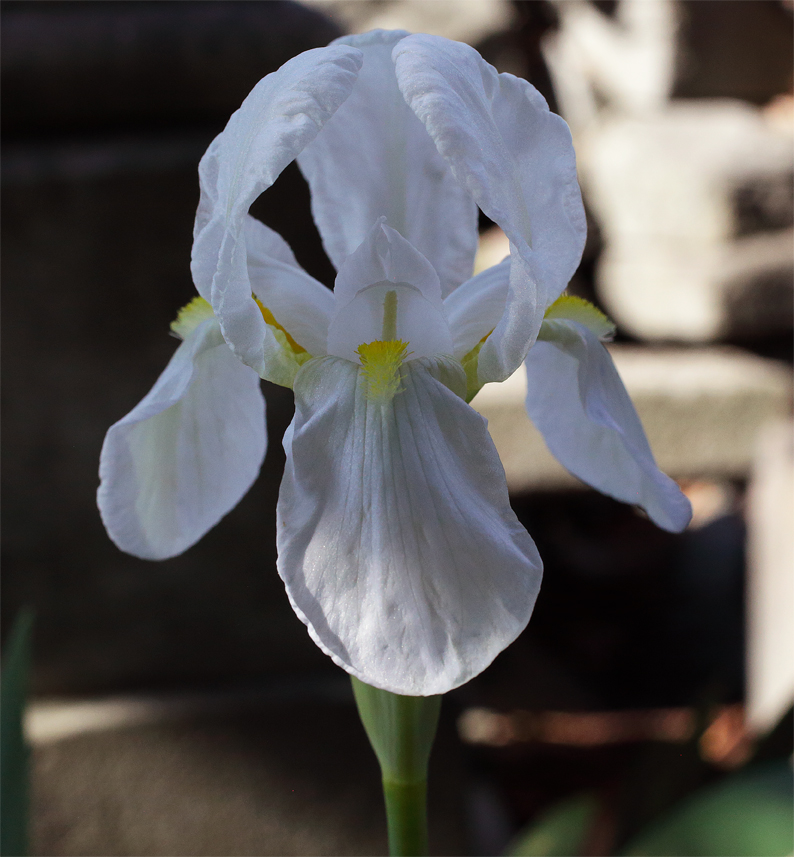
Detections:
473,346,793,492
544,0,794,344
544,0,793,132
30,694,467,856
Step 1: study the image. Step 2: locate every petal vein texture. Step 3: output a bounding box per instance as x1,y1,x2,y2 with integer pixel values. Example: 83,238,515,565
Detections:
525,320,692,532
98,320,267,559
298,29,478,296
277,356,542,695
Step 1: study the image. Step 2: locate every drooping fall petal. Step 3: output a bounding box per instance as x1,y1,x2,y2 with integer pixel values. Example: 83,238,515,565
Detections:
524,320,692,532
98,320,267,559
277,355,543,696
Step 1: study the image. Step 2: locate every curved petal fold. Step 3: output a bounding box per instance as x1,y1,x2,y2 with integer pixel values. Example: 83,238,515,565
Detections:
444,258,510,359
98,320,267,560
525,321,692,532
277,355,543,696
327,220,453,362
191,44,363,374
393,34,586,381
298,30,478,296
245,215,333,357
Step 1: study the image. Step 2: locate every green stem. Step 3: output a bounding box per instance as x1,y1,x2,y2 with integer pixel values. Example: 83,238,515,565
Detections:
383,778,428,856
351,677,441,857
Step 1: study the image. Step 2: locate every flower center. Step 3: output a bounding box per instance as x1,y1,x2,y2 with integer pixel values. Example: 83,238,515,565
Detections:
355,290,412,402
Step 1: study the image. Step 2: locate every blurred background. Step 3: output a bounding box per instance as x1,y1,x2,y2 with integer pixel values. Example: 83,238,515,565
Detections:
1,1,792,854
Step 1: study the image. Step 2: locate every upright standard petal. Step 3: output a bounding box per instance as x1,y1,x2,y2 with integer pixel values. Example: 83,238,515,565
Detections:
98,320,267,560
394,34,587,382
524,320,692,532
327,220,453,362
298,30,478,296
277,356,543,696
191,45,363,374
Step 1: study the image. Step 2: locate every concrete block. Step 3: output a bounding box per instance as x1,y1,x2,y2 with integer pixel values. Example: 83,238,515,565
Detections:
583,102,793,248
746,420,794,734
303,0,515,45
580,101,794,341
544,0,793,134
597,228,794,342
543,0,678,129
472,346,793,492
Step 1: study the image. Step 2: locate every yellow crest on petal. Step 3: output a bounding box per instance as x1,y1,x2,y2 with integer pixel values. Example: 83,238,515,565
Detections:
543,294,615,341
253,296,307,354
356,339,411,403
170,296,215,339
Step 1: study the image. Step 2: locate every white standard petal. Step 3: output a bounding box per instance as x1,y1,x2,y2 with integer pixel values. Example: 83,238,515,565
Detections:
393,34,587,382
190,44,363,374
98,319,267,560
327,220,453,362
297,30,478,296
524,320,692,532
277,355,543,696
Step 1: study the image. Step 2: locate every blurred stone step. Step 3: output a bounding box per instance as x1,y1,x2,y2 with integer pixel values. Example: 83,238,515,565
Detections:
303,0,515,44
597,227,794,342
585,102,793,247
472,346,792,492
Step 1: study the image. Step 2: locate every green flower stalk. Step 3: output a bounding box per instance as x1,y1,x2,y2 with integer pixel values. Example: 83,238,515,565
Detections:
352,678,441,856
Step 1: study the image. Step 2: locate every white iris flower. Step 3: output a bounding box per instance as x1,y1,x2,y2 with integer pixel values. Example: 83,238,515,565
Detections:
98,31,691,696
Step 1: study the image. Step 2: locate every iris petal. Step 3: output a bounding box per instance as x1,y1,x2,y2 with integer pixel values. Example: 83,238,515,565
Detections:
298,29,478,296
277,355,543,696
394,34,586,382
444,258,510,360
525,320,692,532
98,320,267,560
191,44,362,374
245,215,333,358
327,220,453,362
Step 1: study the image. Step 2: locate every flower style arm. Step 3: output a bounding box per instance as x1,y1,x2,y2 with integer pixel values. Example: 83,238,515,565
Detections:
97,315,267,560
